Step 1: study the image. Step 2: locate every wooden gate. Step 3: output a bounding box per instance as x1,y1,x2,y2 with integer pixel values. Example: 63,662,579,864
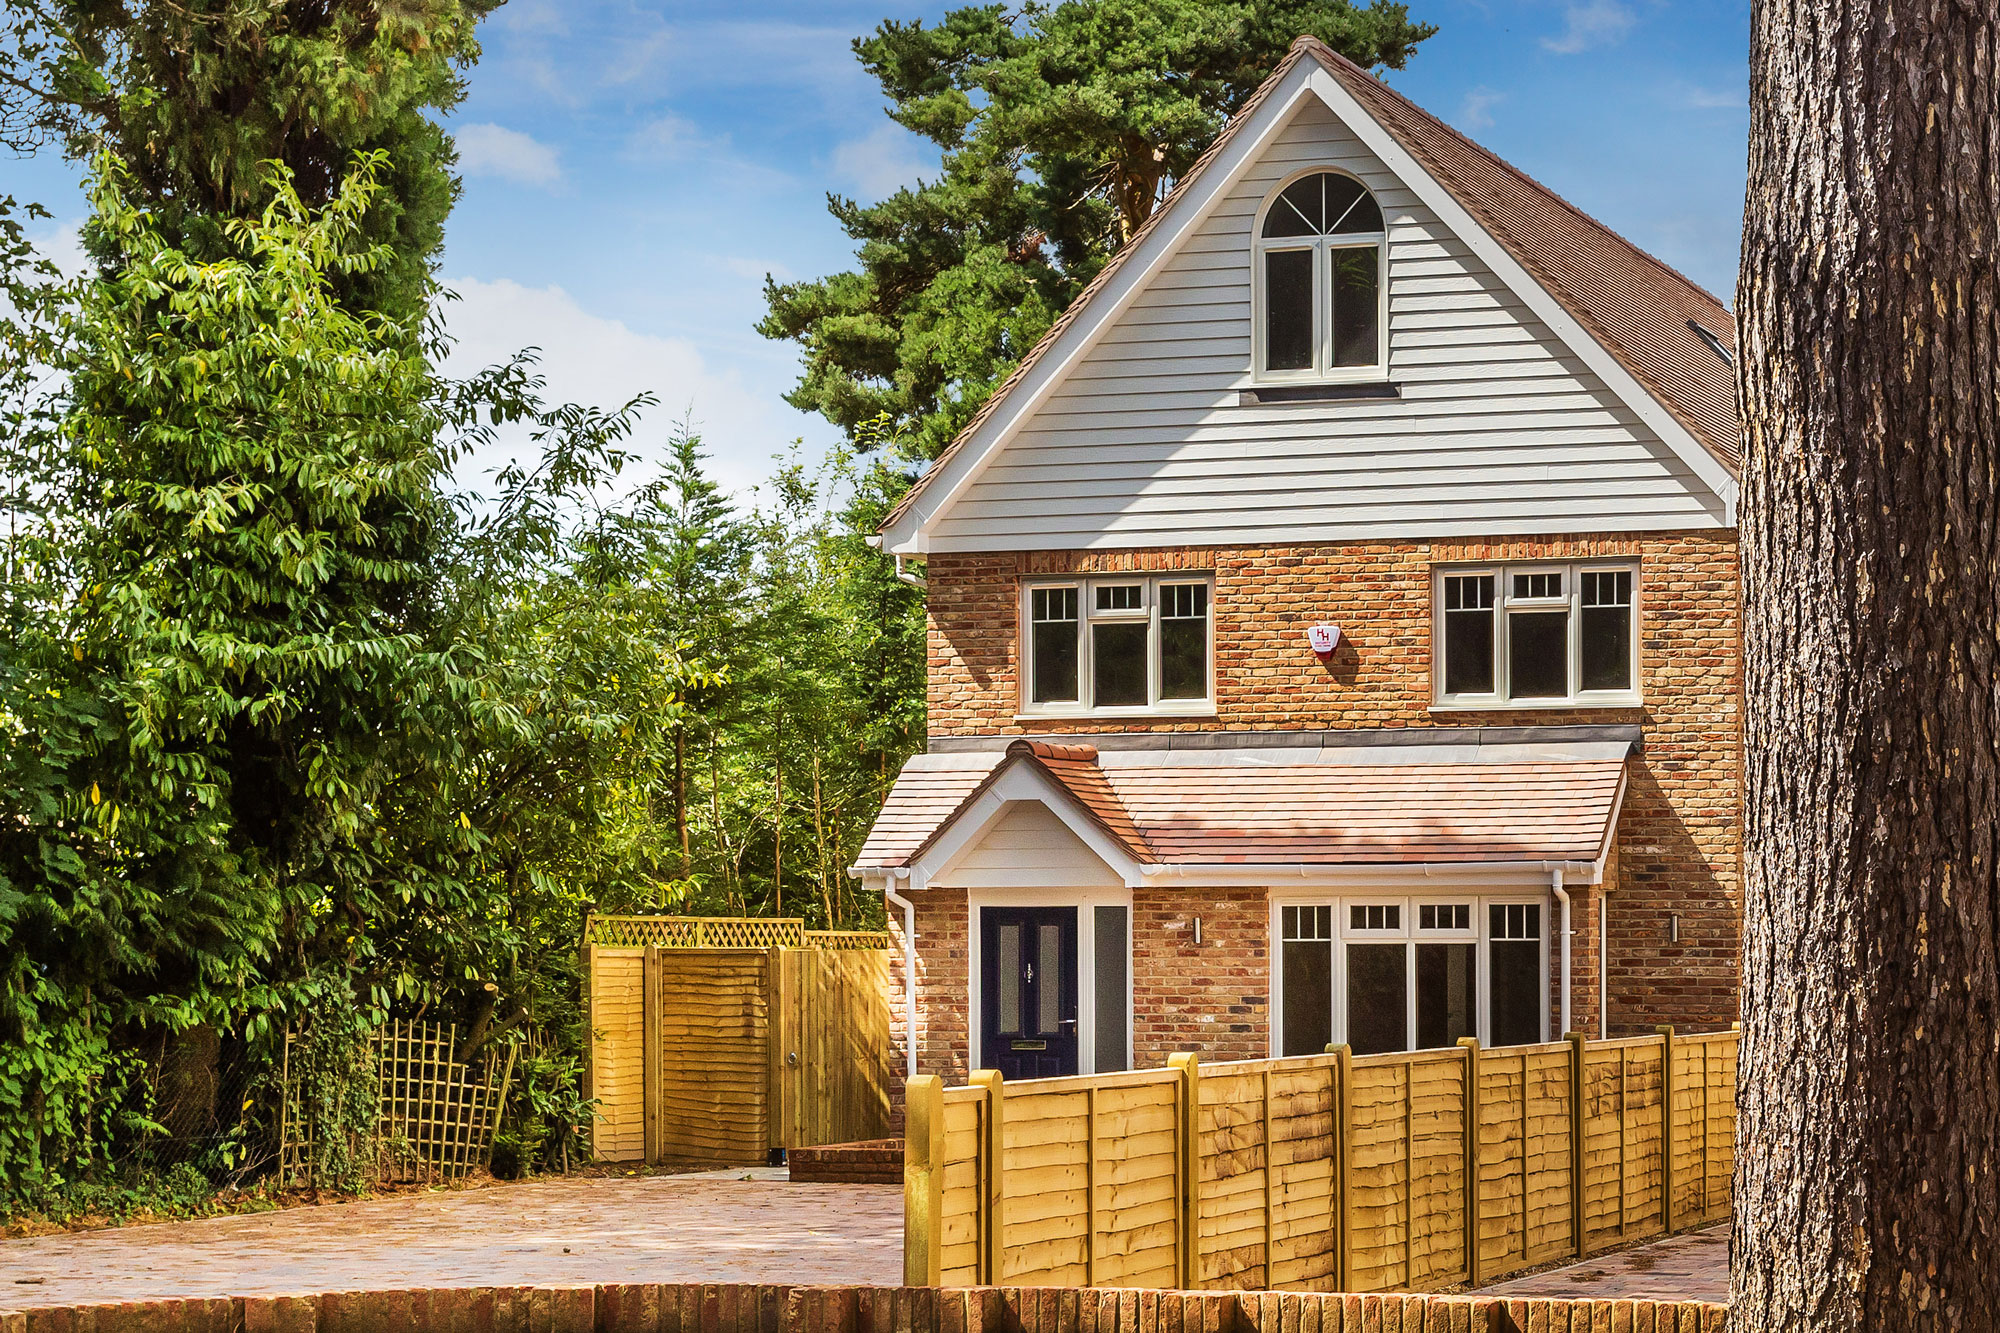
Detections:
584,916,894,1166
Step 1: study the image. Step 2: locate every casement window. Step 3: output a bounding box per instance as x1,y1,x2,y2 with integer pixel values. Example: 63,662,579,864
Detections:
1022,575,1214,715
1254,171,1387,381
1275,895,1548,1057
1433,563,1640,707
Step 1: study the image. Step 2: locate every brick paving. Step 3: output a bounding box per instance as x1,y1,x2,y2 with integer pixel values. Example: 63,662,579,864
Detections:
0,1175,902,1309
1478,1223,1729,1303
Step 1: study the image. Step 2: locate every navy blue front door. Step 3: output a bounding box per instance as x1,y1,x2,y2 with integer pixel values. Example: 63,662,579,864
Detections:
980,907,1079,1079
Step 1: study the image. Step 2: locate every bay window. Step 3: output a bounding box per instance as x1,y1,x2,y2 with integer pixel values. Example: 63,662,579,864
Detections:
1023,574,1213,714
1434,562,1640,707
1276,895,1548,1056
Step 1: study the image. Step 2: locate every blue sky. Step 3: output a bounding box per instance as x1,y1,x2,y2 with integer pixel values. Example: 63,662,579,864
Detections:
6,0,1751,496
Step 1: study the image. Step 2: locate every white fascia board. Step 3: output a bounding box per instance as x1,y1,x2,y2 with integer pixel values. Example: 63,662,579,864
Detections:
1143,860,1602,888
1303,67,1740,520
912,763,1149,889
878,67,1325,556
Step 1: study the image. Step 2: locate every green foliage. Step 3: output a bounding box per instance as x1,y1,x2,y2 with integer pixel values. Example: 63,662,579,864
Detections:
760,0,1434,459
275,976,379,1194
1,0,494,319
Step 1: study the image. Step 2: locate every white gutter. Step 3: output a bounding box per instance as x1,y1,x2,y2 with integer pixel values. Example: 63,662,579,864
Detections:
1552,868,1572,1039
1141,858,1603,884
884,873,919,1081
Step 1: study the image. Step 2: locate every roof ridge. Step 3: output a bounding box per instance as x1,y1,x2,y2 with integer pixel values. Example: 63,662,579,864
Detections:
1303,39,1731,319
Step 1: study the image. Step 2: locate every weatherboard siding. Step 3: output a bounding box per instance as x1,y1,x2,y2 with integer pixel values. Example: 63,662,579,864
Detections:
933,799,1124,890
927,99,1727,552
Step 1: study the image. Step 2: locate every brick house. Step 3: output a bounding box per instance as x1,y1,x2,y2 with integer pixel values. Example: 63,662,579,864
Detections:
849,38,1741,1088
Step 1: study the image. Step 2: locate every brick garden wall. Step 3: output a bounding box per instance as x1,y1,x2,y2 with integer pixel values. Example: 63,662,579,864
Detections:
922,532,1742,1036
0,1284,1731,1333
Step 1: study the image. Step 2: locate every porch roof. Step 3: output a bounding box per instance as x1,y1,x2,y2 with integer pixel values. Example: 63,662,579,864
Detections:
853,733,1632,874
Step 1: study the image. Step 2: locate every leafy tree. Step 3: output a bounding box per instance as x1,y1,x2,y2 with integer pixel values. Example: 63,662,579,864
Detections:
0,153,464,1183
0,0,495,318
760,0,1434,460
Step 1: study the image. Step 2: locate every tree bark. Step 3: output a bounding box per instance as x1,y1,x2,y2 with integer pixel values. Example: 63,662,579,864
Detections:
1736,2,2000,1327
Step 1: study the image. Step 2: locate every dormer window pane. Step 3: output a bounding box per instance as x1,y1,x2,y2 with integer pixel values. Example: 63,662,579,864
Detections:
1330,248,1381,368
1030,586,1079,704
1264,250,1314,371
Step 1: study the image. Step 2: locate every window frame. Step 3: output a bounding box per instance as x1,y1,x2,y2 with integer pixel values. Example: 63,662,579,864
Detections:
1431,560,1643,710
1019,573,1216,717
1250,169,1390,385
1270,892,1552,1055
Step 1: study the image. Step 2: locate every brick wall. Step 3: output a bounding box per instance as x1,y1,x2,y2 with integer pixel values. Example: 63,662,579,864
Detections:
891,890,972,1093
0,1285,1731,1333
923,532,1742,1035
1132,886,1268,1065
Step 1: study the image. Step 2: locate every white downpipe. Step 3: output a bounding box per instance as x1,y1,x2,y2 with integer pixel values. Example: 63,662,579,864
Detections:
885,878,919,1080
1599,887,1612,1039
1551,868,1572,1039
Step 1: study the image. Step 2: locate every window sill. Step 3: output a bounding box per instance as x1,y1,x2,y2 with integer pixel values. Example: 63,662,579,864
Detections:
1239,381,1400,405
1429,697,1642,713
1015,708,1219,724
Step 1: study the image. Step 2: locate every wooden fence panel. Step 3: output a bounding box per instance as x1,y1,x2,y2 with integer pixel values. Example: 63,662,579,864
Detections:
588,947,646,1163
789,948,895,1149
1580,1037,1667,1253
1196,1059,1341,1292
656,950,771,1166
939,1089,987,1285
1088,1074,1182,1290
905,1029,1739,1297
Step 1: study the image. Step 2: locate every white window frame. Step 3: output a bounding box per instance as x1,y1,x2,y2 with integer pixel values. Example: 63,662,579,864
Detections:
1431,561,1642,710
1019,573,1216,718
1270,892,1552,1056
1250,169,1390,384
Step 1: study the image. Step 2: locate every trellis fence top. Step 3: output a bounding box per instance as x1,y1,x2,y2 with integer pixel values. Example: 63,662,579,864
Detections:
583,914,890,951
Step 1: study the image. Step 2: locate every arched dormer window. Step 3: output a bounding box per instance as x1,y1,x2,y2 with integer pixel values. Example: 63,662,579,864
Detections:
1254,172,1386,380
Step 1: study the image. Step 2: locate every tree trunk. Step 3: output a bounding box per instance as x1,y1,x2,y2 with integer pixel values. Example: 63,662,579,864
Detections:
676,727,689,876
1736,3,2000,1327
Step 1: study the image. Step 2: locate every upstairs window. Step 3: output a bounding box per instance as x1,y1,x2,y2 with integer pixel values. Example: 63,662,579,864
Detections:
1023,575,1213,714
1434,562,1640,707
1255,172,1386,380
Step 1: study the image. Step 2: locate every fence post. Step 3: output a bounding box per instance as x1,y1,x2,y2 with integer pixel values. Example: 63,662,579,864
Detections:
1327,1043,1353,1292
970,1068,1005,1285
1567,1031,1587,1259
1458,1037,1483,1286
1167,1052,1201,1290
1656,1024,1677,1235
904,1075,945,1286
642,946,662,1165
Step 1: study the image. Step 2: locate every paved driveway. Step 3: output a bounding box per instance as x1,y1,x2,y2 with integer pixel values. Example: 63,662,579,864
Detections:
1478,1223,1729,1303
0,1174,902,1310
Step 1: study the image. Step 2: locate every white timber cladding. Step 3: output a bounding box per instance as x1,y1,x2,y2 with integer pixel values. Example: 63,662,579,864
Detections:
923,97,1730,551
932,799,1125,889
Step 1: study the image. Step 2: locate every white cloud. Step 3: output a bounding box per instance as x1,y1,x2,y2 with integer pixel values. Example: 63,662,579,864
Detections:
454,123,564,189
1459,87,1505,132
830,122,936,201
437,276,802,498
1542,1,1637,54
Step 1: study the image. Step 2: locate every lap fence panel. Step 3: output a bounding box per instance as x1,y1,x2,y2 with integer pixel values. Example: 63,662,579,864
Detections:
588,947,647,1163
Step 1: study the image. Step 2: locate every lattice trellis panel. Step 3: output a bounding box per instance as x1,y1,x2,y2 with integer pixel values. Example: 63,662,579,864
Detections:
586,915,807,949
279,1019,516,1188
804,930,893,950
